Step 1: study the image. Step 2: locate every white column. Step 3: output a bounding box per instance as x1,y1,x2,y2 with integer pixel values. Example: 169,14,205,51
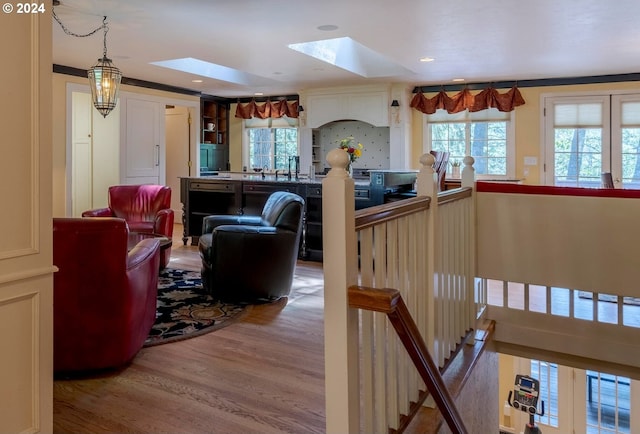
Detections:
322,148,360,433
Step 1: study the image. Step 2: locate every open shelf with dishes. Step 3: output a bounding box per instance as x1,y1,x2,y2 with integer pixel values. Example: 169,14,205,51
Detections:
200,97,229,173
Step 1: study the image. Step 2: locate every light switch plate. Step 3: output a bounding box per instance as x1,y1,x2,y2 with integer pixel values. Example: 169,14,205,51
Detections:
524,156,537,166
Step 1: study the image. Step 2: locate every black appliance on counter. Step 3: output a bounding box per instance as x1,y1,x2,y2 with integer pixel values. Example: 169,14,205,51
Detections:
320,167,370,179
369,170,418,204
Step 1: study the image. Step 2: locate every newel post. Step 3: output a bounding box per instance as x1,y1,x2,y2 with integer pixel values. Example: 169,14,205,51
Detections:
415,153,437,354
322,148,360,433
461,155,475,188
416,153,437,198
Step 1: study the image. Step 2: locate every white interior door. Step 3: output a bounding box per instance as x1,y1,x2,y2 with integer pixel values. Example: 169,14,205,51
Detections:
123,96,165,184
70,89,120,216
509,357,638,433
71,91,92,216
165,105,191,215
574,369,638,434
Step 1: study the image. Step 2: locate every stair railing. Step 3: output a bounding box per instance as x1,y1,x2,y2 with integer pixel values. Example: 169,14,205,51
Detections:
322,150,477,433
348,285,468,434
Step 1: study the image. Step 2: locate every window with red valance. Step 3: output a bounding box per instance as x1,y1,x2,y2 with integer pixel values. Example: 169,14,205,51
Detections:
410,85,525,115
235,99,299,119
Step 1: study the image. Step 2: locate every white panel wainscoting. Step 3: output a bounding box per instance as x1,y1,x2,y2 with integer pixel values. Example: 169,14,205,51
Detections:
0,284,45,433
0,10,54,433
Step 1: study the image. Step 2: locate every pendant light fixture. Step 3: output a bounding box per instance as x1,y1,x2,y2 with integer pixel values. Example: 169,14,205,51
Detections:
87,17,122,117
53,9,122,117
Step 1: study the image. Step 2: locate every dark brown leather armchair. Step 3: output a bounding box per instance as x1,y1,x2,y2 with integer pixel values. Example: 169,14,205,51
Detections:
198,191,304,303
82,184,174,268
53,217,160,374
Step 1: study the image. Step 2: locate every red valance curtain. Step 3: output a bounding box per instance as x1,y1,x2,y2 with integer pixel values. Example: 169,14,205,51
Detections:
235,99,299,119
410,85,525,114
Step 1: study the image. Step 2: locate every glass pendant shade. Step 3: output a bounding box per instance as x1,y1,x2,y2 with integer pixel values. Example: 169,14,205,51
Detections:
88,56,122,118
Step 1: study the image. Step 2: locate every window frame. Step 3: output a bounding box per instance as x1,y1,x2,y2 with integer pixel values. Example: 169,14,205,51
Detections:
542,90,640,188
423,109,516,180
242,117,299,171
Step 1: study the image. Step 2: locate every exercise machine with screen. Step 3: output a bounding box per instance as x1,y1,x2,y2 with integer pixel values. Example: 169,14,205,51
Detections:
507,374,545,434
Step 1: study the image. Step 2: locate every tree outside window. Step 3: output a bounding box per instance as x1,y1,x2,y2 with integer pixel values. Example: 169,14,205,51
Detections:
248,128,298,171
431,121,508,176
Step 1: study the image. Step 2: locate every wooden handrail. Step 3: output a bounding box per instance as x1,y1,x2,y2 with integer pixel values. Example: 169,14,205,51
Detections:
348,285,469,434
437,187,472,205
354,196,431,231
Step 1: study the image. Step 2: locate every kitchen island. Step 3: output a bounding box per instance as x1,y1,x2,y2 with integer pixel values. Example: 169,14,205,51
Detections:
180,170,417,261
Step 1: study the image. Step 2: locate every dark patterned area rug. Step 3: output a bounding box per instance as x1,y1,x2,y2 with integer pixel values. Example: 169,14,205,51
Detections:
144,268,250,347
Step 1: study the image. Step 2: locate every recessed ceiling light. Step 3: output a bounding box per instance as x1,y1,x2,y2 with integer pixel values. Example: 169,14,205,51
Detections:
254,92,264,96
452,78,465,82
419,57,435,62
192,79,203,83
317,24,338,31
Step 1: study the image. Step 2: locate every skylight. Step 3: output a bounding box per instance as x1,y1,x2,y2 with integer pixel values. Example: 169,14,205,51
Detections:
150,57,275,86
288,37,413,78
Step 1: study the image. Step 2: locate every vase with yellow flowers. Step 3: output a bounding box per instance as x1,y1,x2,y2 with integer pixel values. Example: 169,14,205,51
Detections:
338,137,364,177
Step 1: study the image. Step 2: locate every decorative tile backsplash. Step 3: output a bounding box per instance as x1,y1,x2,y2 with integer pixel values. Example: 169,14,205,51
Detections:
319,120,390,170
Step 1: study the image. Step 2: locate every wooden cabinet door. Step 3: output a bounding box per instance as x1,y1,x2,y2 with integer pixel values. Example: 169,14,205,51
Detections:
123,97,165,184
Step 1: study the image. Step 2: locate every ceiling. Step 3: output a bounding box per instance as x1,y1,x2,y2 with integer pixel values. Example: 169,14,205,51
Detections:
52,0,640,99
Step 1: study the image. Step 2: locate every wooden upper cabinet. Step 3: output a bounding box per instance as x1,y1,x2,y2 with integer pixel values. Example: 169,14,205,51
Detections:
201,97,229,146
200,97,230,173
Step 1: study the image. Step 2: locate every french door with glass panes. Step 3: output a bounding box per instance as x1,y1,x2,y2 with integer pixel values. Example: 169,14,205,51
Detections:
514,358,638,433
574,369,638,434
512,358,571,434
543,92,640,188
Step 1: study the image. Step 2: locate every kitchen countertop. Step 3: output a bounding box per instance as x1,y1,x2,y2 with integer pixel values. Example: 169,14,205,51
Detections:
183,172,371,186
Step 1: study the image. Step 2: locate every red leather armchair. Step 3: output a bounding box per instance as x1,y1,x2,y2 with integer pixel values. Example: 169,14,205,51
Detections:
53,217,160,374
82,184,174,267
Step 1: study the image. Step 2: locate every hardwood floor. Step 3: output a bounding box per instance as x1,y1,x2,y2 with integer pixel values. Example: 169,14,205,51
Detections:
53,225,326,434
